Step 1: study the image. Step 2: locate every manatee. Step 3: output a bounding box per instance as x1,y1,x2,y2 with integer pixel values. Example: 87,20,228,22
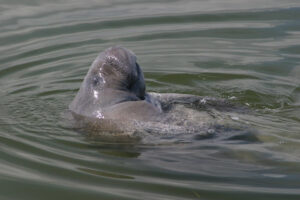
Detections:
69,46,251,141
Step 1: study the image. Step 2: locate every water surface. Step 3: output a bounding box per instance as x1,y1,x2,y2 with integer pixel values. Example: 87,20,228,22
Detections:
1,0,300,199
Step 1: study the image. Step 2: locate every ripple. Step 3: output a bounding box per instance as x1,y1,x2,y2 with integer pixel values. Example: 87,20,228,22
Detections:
1,1,300,200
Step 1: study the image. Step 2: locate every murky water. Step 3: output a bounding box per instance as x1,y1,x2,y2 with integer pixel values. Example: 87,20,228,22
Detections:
1,0,300,199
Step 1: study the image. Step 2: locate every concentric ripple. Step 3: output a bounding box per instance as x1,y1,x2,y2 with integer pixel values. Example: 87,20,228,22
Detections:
0,0,300,199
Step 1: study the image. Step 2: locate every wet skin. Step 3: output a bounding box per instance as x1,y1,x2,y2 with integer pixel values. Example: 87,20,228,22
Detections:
69,46,250,138
69,46,162,123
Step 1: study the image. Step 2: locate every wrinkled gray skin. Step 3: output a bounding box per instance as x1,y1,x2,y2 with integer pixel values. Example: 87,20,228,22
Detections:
70,46,251,141
69,46,162,122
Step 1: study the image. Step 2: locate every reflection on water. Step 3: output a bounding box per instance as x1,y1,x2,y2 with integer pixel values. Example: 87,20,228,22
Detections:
0,0,300,199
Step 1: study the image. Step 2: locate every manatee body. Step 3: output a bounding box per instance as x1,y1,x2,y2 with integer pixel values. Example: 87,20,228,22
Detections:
69,46,249,140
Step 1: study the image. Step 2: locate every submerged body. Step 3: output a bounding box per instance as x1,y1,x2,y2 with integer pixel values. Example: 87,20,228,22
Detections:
70,46,250,141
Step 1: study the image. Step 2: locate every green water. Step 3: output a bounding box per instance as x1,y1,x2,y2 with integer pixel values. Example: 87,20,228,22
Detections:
1,0,300,199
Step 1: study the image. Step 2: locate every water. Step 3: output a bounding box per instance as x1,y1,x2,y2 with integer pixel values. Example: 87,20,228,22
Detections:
1,0,300,199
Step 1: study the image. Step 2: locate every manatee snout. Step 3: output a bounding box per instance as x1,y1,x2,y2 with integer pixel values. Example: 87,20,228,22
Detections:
69,46,159,121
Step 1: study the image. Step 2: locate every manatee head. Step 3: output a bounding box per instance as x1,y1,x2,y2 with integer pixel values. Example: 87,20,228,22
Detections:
69,46,147,116
85,46,145,99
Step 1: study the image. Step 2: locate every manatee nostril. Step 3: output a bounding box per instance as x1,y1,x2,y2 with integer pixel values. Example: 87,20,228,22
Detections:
92,76,102,86
92,77,98,86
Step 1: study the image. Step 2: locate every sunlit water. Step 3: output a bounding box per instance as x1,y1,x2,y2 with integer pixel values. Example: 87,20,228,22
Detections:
1,0,300,199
